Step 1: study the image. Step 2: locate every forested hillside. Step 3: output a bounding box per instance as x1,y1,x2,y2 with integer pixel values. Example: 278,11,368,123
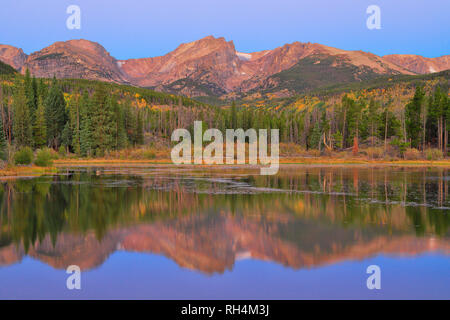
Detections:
0,68,209,160
0,61,17,75
0,62,449,164
237,70,449,158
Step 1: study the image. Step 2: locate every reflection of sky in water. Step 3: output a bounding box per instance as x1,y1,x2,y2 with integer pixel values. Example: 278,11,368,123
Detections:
0,166,449,299
0,253,448,299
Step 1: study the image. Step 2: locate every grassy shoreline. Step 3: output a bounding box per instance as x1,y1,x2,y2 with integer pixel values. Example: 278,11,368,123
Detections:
54,157,450,166
0,165,57,178
1,157,450,179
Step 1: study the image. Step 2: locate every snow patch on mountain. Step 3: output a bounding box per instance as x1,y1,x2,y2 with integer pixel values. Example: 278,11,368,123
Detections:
236,52,252,61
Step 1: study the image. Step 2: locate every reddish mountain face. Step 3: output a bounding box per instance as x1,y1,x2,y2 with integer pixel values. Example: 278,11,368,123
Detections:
1,216,448,273
120,37,414,94
0,36,448,97
383,54,450,74
236,42,414,92
119,36,241,95
11,39,128,83
0,44,27,70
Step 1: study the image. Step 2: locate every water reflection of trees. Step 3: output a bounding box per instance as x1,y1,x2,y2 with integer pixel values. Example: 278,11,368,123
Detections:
0,168,450,269
0,167,448,253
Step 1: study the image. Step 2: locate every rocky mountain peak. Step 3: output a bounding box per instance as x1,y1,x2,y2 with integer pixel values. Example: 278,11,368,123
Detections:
0,44,27,70
21,39,128,83
383,54,450,74
0,37,448,98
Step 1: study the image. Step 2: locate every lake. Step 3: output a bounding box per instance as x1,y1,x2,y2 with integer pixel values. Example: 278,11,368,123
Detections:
0,165,448,299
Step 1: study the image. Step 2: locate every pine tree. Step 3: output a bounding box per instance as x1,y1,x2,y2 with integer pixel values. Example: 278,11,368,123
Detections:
347,98,363,148
67,90,81,154
62,122,72,151
12,77,32,147
379,103,400,150
368,98,379,148
124,99,137,145
79,91,93,156
31,76,38,108
433,86,448,152
91,85,115,154
441,88,449,155
72,105,81,154
37,78,48,102
308,112,322,150
0,113,7,160
24,69,36,111
45,77,66,149
136,109,144,145
231,101,237,129
33,96,47,148
340,95,352,148
405,86,425,148
113,98,127,150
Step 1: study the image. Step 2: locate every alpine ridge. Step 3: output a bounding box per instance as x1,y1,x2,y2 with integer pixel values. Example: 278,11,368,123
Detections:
0,36,448,97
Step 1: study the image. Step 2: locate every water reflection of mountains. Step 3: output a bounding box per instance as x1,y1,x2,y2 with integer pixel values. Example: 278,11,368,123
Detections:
0,167,449,274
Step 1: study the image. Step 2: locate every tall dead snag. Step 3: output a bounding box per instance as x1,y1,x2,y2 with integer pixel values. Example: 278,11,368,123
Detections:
352,136,359,156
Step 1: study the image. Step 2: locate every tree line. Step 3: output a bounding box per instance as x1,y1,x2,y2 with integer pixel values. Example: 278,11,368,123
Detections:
0,71,449,161
0,71,150,158
156,85,449,156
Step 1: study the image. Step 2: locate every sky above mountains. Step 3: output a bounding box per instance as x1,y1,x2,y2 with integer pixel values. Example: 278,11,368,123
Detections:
1,0,449,59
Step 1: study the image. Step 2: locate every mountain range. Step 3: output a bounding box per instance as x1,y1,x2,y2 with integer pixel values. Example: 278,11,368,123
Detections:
1,215,448,273
0,36,448,98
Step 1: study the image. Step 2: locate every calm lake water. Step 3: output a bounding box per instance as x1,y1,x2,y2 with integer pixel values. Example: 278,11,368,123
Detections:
0,165,449,299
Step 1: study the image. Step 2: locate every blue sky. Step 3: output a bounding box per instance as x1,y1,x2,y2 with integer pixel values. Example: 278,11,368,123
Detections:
1,0,448,59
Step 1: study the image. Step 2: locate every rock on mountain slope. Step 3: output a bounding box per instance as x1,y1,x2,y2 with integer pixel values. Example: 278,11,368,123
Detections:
383,54,450,74
0,36,447,97
0,44,27,70
120,36,414,96
237,42,414,93
119,36,241,96
249,53,385,95
1,39,129,83
23,39,129,83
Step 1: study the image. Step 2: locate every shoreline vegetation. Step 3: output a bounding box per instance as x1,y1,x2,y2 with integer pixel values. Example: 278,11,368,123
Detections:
3,140,450,178
51,156,450,166
2,155,450,179
0,66,449,179
53,158,450,166
0,165,56,178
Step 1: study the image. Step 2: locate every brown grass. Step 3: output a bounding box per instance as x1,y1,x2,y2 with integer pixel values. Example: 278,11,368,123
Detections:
52,157,450,167
3,143,450,177
0,165,57,178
